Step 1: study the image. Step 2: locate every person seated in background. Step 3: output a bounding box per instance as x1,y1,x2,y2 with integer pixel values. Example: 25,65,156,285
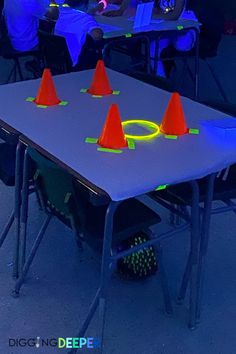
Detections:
151,0,198,77
54,1,103,67
102,0,196,77
188,0,224,57
3,0,59,51
103,0,186,18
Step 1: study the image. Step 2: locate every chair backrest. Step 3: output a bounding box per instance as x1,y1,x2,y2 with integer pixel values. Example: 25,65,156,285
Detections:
27,147,100,233
187,0,224,58
0,14,12,55
28,147,76,217
38,30,73,74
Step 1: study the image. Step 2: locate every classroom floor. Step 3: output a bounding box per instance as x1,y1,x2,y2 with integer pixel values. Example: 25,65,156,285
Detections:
0,35,236,354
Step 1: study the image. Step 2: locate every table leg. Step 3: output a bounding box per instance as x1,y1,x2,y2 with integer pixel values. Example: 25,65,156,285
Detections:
194,29,200,100
0,210,14,248
188,180,200,329
69,201,120,354
195,173,216,323
12,141,24,279
19,149,31,273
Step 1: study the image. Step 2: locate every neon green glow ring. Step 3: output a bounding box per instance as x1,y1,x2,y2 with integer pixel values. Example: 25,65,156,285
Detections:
122,120,160,140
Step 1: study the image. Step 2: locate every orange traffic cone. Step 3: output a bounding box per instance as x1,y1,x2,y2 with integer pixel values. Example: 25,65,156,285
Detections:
34,69,61,106
87,60,113,96
160,92,188,135
98,104,128,149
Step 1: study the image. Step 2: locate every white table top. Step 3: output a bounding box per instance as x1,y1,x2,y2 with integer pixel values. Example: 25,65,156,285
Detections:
0,69,234,201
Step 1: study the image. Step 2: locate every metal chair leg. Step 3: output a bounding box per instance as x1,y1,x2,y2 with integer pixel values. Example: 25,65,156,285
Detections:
157,243,173,315
194,30,200,100
12,214,52,297
6,63,16,84
70,215,83,251
177,253,191,304
15,58,24,81
205,59,228,102
0,210,14,248
13,141,24,279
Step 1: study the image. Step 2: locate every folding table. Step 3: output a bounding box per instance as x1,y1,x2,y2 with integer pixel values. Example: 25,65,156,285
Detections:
0,69,235,351
40,14,200,95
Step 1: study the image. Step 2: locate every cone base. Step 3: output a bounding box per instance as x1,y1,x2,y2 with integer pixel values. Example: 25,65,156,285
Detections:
160,126,188,136
97,138,128,150
87,88,113,96
34,98,61,106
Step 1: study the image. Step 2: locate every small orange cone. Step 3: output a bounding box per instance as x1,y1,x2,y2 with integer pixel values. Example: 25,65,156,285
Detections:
98,104,128,149
34,69,61,106
87,60,113,96
160,92,188,135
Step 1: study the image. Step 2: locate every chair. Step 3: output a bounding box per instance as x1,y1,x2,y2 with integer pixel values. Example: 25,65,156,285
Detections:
186,0,228,102
0,132,39,279
0,136,21,278
0,15,41,83
38,30,103,75
13,147,173,319
127,69,175,93
149,160,236,326
38,30,73,75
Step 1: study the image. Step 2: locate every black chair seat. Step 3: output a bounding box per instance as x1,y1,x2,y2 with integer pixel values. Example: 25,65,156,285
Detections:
81,198,161,250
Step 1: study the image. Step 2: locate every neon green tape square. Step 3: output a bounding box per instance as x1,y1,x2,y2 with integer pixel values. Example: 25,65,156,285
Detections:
59,101,68,106
127,139,136,150
155,184,168,191
177,25,184,30
112,90,120,95
97,147,122,154
189,128,199,135
92,95,103,98
165,135,178,139
85,137,98,144
26,97,35,102
80,88,87,93
125,33,132,38
37,105,47,108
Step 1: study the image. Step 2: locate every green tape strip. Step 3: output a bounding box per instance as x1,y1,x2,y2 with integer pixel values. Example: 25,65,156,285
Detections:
112,90,120,95
165,135,178,139
85,137,98,144
125,33,132,38
59,101,68,106
26,97,35,102
189,128,199,135
177,25,184,30
80,88,87,93
155,184,168,191
37,105,47,108
97,147,122,154
92,95,103,98
127,139,136,150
